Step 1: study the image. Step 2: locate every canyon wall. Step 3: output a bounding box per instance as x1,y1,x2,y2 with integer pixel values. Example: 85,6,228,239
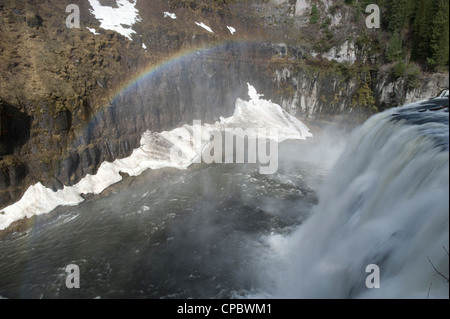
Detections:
0,0,448,209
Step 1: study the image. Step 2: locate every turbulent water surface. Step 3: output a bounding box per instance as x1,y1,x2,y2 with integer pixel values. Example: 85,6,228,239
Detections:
0,139,333,299
0,91,448,299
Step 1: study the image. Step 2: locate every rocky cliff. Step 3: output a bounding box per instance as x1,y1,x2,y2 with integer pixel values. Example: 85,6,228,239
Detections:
0,0,448,210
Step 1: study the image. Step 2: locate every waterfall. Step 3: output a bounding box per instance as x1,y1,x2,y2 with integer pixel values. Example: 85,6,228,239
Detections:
263,96,449,298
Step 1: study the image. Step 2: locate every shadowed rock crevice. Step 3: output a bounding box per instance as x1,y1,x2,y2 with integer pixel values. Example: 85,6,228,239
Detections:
0,99,31,156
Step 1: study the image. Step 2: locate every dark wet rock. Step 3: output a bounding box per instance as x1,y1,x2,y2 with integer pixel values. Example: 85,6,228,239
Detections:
41,177,64,192
54,111,71,131
8,162,26,187
0,190,11,204
26,13,43,28
0,169,10,188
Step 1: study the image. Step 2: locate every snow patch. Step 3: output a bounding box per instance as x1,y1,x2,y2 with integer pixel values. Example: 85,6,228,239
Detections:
227,26,236,35
86,27,100,35
164,12,177,19
142,43,147,50
88,0,141,41
195,22,214,33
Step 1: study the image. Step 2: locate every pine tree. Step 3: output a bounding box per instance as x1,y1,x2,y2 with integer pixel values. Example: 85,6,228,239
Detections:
429,0,449,68
379,0,415,31
412,0,437,63
386,0,413,32
310,4,319,24
386,31,403,62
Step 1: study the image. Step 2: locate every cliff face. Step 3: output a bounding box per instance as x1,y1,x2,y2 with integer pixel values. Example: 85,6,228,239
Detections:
0,0,255,207
0,0,448,209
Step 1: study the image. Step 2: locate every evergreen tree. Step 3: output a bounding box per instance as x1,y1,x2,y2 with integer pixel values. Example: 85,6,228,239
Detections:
412,0,437,63
386,0,417,32
344,0,448,69
310,4,319,24
386,31,403,62
429,0,449,68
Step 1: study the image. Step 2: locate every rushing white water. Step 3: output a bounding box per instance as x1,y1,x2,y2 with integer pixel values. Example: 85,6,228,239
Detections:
0,84,312,231
258,99,449,298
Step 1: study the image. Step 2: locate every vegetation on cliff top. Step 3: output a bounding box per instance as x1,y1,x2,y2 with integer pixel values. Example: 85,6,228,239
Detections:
359,0,449,71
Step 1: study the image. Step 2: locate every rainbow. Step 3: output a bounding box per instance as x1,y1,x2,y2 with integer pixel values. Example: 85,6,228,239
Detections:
0,40,265,233
107,40,251,108
72,39,257,148
72,39,262,150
